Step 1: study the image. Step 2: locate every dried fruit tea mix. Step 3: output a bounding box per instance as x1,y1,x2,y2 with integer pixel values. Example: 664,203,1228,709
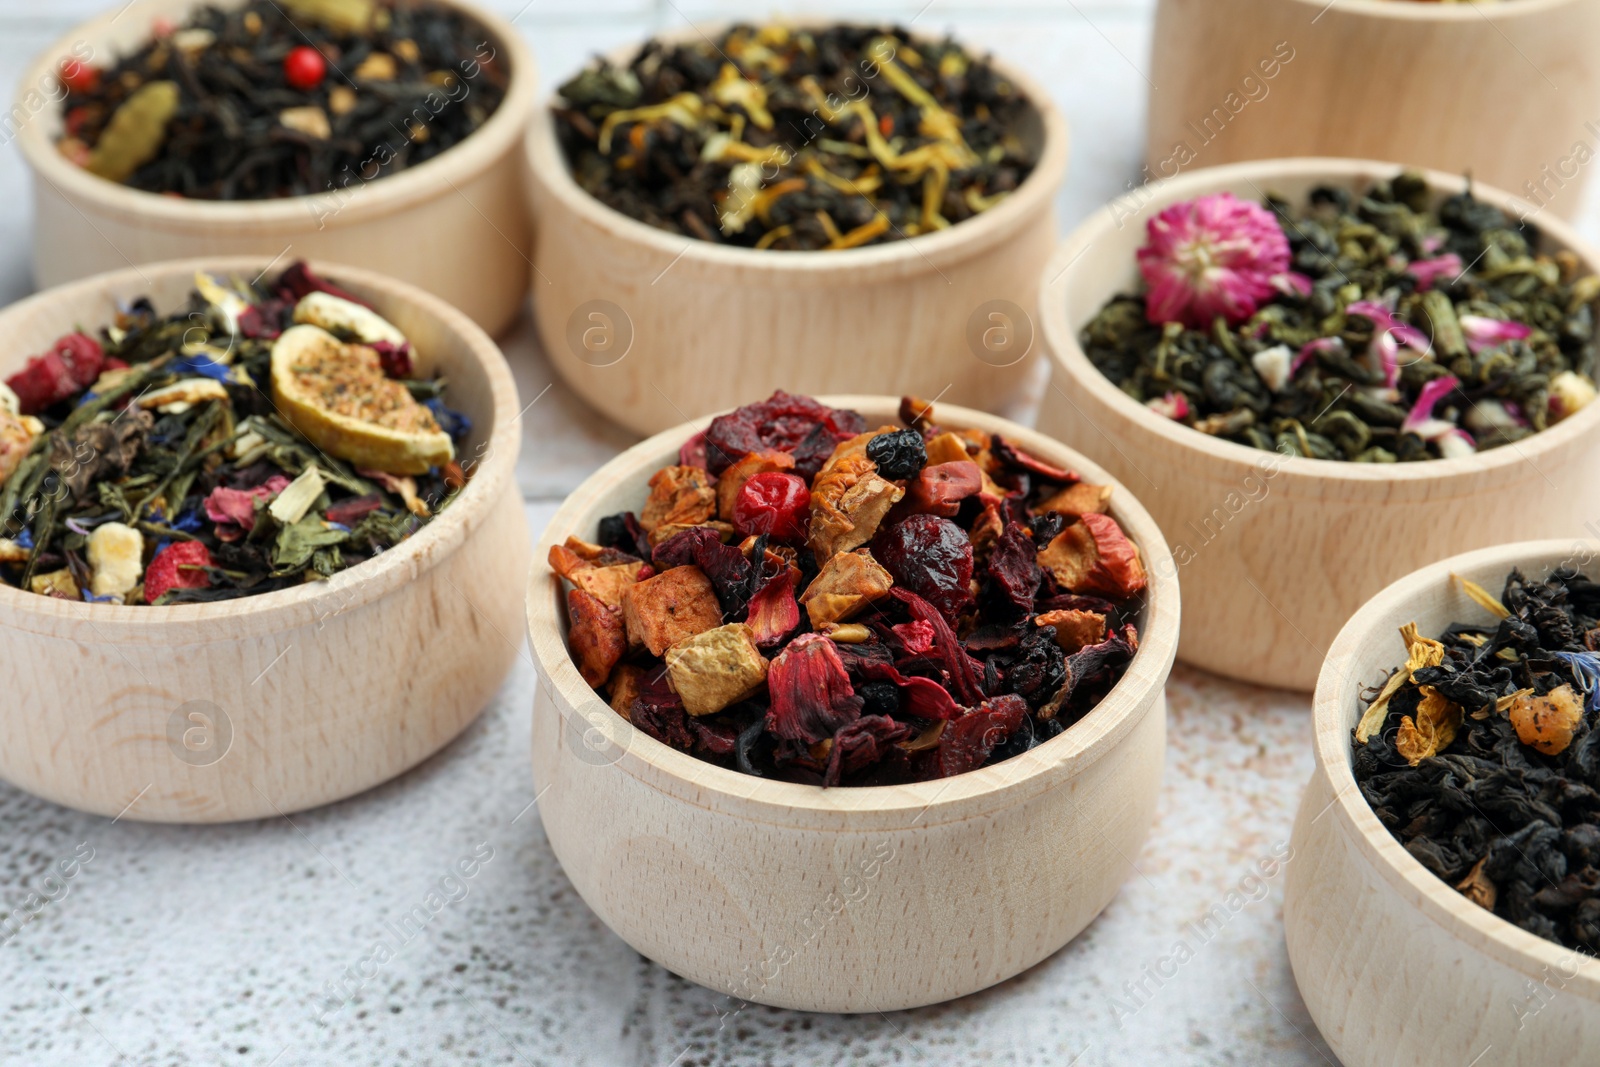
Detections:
0,262,473,604
550,392,1147,786
1082,171,1599,461
1353,569,1600,954
56,0,507,200
552,24,1037,250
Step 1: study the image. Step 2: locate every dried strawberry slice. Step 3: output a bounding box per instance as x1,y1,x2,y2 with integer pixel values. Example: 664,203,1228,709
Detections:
6,332,104,414
766,633,864,744
144,541,213,603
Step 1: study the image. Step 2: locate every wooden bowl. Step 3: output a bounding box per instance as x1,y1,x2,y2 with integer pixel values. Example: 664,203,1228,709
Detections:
525,397,1179,1012
13,0,537,337
1285,540,1600,1067
523,31,1070,436
1146,0,1600,220
1036,157,1600,692
0,257,528,823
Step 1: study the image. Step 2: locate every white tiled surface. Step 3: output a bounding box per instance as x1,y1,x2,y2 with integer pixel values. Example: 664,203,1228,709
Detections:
3,3,1599,1065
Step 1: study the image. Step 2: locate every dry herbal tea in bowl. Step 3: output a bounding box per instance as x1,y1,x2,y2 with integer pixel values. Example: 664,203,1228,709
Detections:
1353,568,1600,954
552,23,1037,250
55,0,507,199
1082,170,1599,461
0,261,472,604
548,392,1147,787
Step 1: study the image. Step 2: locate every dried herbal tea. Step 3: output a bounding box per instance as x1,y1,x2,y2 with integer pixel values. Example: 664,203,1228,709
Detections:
1353,569,1600,954
0,262,473,604
550,392,1146,786
1083,171,1600,461
552,24,1037,250
56,0,507,200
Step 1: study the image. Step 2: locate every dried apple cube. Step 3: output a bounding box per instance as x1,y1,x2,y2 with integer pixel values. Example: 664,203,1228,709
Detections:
567,588,626,688
1038,482,1112,519
1037,513,1147,599
1035,608,1107,653
640,465,716,533
800,549,894,628
665,623,769,716
622,565,724,656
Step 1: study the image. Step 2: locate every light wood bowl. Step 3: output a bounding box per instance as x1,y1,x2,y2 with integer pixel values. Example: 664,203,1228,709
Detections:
1146,0,1600,220
525,397,1179,1012
13,0,536,337
523,30,1070,436
1036,157,1600,692
0,257,528,823
1285,540,1600,1066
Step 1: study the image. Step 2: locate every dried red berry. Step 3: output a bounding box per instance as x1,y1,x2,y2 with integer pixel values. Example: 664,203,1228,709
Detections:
284,46,327,91
875,515,974,623
59,57,99,95
144,541,213,604
703,391,865,477
733,472,810,541
6,332,105,414
765,633,863,744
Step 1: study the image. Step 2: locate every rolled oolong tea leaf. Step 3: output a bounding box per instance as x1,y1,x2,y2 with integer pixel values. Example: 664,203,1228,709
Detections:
0,261,474,605
57,0,508,200
549,392,1148,787
1082,171,1600,462
1352,568,1600,955
552,23,1038,250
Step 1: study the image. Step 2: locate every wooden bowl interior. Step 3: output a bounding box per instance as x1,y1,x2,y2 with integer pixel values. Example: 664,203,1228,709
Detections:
1314,539,1600,997
528,396,1180,827
1046,157,1600,485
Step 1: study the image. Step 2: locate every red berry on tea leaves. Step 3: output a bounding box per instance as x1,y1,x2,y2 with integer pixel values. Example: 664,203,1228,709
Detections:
284,46,327,91
58,58,99,95
733,472,810,541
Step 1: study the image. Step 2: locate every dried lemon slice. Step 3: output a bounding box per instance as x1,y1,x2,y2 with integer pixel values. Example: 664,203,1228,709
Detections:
270,324,452,475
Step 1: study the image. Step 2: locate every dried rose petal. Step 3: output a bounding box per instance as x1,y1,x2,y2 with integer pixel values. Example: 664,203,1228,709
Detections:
766,633,864,744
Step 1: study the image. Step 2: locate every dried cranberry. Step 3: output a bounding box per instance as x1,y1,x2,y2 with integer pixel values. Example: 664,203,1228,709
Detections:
703,391,865,477
982,522,1041,620
865,429,927,480
732,472,810,541
874,515,974,624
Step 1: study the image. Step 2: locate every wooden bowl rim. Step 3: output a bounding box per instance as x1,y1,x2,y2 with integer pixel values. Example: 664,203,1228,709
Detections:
1039,155,1600,494
1313,538,1600,995
526,396,1180,829
12,0,538,232
1281,0,1580,22
523,20,1070,283
0,255,521,642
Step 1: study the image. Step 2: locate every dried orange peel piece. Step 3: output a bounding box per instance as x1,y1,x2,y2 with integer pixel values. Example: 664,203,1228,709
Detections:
270,324,452,475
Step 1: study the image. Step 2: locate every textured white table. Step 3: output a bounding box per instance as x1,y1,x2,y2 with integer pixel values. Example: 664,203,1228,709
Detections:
2,3,1597,1064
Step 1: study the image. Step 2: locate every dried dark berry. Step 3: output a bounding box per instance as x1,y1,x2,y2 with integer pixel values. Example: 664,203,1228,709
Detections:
874,515,974,623
1007,628,1066,706
597,511,650,558
866,428,927,481
1028,511,1066,544
858,680,901,718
